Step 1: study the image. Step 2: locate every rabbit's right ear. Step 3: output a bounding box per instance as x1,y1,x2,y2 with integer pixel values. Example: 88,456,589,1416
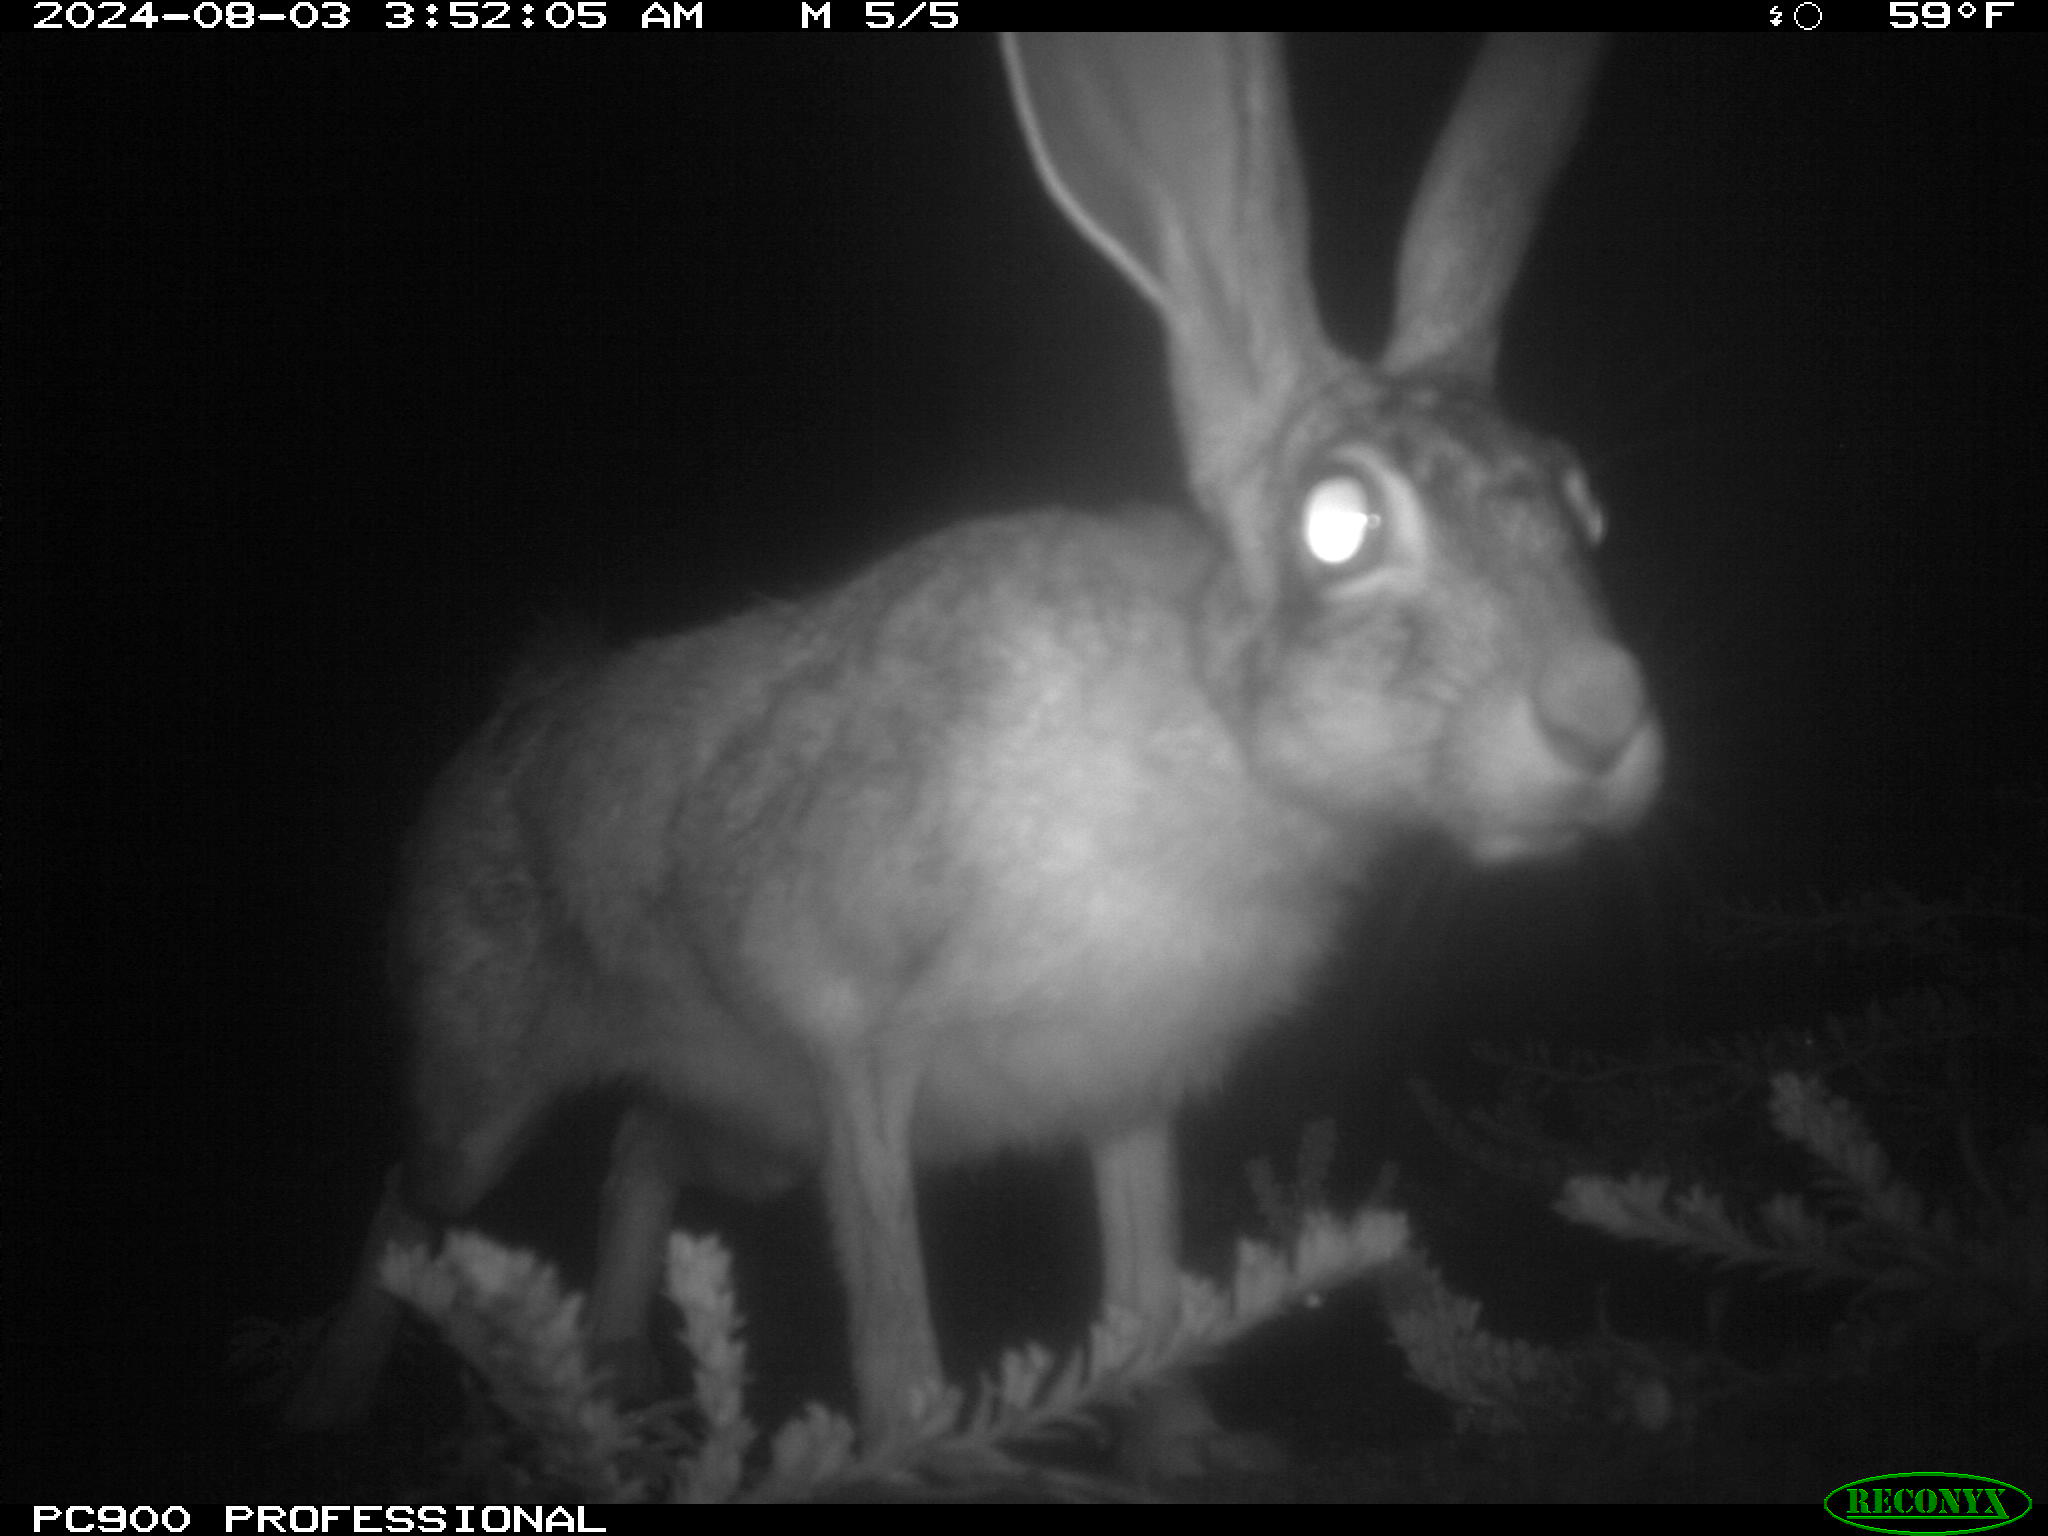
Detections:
1002,34,1342,602
1383,33,1606,384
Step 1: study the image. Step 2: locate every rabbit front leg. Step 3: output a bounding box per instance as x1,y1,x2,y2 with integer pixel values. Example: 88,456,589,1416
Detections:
1095,1121,1282,1479
587,1103,692,1402
818,1049,946,1450
1094,1120,1181,1329
1095,1122,1214,1479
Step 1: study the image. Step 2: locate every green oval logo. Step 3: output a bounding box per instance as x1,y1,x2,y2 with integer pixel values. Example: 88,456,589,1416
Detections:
1826,1472,2032,1534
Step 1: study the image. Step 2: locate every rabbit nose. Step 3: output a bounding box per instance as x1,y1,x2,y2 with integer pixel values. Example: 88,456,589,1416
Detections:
1533,640,1650,773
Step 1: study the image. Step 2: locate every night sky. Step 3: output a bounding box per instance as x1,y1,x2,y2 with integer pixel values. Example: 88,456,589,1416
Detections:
15,33,2044,1498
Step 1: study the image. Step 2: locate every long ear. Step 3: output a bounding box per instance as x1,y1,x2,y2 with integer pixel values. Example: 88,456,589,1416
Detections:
1383,33,1606,385
1002,33,1341,595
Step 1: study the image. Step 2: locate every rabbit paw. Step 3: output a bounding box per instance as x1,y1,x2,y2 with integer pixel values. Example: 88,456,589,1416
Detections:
1118,1371,1287,1483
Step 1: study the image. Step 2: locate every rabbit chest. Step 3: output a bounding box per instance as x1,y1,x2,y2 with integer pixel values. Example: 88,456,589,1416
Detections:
656,512,1362,1159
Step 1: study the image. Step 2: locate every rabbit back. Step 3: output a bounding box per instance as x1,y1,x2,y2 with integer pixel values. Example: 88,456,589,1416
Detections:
396,507,1356,1204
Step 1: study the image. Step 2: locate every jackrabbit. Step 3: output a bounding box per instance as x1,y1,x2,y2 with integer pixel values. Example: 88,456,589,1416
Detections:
286,33,1661,1465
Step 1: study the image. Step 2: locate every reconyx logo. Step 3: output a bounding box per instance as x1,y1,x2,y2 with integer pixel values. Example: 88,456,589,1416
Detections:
1827,1472,2032,1534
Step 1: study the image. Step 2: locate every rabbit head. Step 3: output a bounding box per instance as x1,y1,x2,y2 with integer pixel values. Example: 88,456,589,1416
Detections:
1003,33,1659,863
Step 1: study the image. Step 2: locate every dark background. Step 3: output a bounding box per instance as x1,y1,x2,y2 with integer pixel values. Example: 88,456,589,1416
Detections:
12,32,2043,1497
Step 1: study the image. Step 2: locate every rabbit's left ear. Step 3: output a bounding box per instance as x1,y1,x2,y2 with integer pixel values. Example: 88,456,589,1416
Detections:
1002,33,1340,592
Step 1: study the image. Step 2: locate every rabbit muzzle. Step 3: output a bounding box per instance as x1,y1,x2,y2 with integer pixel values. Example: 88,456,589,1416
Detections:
1459,636,1662,864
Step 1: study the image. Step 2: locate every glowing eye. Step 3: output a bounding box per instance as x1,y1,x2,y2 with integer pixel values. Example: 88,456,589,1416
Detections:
1302,474,1384,568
